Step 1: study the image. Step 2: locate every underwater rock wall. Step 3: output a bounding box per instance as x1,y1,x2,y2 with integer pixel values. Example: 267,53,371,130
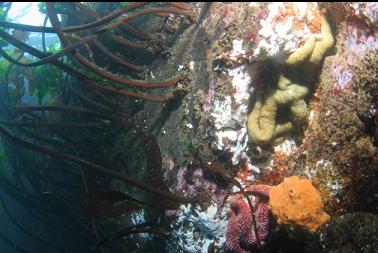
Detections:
132,2,378,252
290,2,378,214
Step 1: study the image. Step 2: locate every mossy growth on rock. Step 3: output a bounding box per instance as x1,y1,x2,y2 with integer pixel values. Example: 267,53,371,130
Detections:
352,49,378,142
322,212,378,253
353,49,378,109
285,48,378,213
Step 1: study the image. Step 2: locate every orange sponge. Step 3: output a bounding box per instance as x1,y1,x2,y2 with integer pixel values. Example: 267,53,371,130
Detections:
268,176,330,232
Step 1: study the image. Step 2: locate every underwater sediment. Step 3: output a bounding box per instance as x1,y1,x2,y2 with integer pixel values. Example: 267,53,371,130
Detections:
0,2,377,253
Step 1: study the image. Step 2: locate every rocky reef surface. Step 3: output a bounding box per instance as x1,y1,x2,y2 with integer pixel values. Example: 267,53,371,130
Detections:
125,2,378,252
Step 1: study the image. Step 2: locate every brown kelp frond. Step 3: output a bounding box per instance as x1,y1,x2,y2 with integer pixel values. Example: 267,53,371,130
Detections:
0,34,98,67
0,120,111,129
143,130,180,211
0,123,193,204
92,222,168,250
14,105,113,118
80,190,150,218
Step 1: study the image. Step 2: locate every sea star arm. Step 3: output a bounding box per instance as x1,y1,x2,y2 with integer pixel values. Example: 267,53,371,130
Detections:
304,16,335,83
225,207,247,253
275,121,294,137
273,84,309,105
290,99,308,125
248,93,278,145
273,98,308,140
283,35,317,65
308,16,335,66
277,73,292,90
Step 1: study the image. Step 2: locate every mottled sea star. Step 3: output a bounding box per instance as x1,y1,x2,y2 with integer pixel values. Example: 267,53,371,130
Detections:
225,185,272,252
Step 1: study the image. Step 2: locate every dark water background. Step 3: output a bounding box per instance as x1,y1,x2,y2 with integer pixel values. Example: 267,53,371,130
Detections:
0,3,76,253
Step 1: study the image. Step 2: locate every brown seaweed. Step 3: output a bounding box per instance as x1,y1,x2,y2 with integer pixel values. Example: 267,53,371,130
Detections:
80,190,146,218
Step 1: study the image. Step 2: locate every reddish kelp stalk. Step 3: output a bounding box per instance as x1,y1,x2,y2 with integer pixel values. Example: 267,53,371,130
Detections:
0,123,194,204
0,29,176,102
46,3,189,89
0,3,196,251
1,2,195,101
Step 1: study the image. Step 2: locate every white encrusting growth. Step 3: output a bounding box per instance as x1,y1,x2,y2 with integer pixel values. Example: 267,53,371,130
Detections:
227,39,247,61
253,2,321,60
168,203,228,253
210,65,251,165
315,159,343,196
130,210,153,241
273,139,298,155
350,2,378,25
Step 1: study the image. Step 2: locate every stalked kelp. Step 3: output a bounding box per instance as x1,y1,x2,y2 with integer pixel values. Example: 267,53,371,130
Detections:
0,2,197,252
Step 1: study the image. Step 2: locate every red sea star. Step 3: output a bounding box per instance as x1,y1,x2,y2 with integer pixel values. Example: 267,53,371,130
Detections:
225,185,271,252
